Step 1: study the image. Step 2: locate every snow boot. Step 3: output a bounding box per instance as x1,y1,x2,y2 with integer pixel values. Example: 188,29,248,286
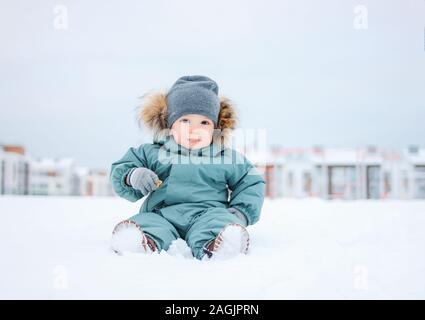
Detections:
111,220,157,255
202,223,250,260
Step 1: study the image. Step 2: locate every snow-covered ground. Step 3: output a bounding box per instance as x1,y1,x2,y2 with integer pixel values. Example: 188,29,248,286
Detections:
1,195,424,299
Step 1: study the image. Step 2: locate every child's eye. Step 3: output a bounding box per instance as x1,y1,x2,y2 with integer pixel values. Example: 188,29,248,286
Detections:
201,121,211,125
180,119,189,123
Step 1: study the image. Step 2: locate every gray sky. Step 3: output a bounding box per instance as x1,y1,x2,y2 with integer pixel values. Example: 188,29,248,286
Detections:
1,0,424,169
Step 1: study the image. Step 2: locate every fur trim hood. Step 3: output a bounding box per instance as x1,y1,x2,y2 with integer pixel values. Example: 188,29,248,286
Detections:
137,90,238,148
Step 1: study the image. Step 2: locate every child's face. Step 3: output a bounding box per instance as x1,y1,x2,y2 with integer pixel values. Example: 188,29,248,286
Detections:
171,114,215,149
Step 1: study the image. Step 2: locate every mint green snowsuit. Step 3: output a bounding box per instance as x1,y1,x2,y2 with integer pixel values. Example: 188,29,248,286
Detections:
110,134,266,259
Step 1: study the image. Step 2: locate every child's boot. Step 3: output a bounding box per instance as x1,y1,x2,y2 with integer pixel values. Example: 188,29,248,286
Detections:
202,223,249,260
111,220,157,254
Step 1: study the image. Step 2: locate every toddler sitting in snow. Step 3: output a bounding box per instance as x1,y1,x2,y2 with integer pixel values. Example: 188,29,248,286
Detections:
110,75,265,260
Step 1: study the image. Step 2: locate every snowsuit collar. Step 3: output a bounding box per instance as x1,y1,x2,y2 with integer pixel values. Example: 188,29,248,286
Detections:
157,134,226,158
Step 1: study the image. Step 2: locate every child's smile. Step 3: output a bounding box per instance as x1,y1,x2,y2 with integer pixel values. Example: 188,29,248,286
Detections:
188,137,202,147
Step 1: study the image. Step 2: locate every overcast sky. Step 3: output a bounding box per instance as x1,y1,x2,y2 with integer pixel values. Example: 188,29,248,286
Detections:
0,0,424,169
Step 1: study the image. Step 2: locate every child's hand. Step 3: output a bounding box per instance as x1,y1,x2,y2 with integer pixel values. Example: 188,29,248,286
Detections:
127,167,161,196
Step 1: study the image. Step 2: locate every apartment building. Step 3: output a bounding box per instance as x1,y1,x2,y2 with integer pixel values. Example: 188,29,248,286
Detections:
29,158,75,195
0,145,30,195
270,146,425,200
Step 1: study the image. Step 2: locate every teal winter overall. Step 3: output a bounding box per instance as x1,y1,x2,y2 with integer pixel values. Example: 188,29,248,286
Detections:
110,134,266,260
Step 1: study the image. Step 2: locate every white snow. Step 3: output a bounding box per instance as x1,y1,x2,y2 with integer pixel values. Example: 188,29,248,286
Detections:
0,195,424,299
167,238,194,260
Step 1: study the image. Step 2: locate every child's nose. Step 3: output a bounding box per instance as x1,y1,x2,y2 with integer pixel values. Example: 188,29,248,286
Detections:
189,125,201,133
190,127,208,137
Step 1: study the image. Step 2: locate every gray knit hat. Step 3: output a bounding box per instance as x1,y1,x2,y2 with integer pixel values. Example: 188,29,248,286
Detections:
166,75,220,128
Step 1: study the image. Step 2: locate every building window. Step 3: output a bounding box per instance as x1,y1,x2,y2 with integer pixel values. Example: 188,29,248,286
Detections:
0,160,4,194
414,166,425,199
383,171,392,197
402,170,409,196
287,172,294,196
366,165,380,199
303,171,312,196
328,166,357,199
264,165,274,198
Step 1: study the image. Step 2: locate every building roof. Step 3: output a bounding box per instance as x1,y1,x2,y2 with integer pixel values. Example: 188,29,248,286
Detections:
30,158,75,169
402,147,425,165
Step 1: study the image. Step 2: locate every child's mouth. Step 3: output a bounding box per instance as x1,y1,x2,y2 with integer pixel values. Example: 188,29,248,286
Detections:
188,138,201,144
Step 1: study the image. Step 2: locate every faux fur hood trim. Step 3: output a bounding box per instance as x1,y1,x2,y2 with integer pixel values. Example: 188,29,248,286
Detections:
137,90,238,148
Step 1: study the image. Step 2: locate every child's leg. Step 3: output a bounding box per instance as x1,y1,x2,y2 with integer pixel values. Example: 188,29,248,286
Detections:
185,207,245,260
113,212,180,253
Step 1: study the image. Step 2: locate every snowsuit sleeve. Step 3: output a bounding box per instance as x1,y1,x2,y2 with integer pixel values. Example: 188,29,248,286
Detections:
110,144,152,202
227,154,266,226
